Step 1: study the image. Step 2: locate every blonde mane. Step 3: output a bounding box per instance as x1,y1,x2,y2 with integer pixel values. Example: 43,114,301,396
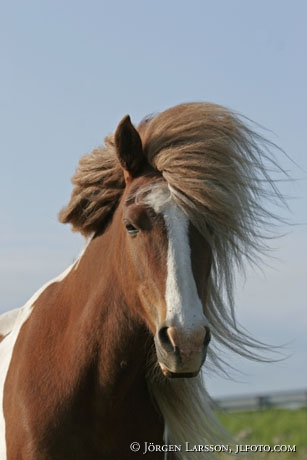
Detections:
59,102,285,458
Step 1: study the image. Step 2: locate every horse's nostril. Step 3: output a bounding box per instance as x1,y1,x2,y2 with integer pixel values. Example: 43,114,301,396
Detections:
158,327,175,352
203,326,211,347
158,325,210,354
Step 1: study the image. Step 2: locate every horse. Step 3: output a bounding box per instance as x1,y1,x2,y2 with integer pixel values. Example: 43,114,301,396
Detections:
0,102,284,459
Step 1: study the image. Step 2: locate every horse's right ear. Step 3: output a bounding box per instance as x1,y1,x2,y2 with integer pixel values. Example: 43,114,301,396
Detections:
114,115,145,180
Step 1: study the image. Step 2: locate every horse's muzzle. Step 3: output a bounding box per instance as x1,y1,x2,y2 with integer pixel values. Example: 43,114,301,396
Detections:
154,325,211,378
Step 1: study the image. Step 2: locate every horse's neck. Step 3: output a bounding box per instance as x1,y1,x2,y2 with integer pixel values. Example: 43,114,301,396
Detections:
4,230,164,458
55,231,164,449
60,229,148,386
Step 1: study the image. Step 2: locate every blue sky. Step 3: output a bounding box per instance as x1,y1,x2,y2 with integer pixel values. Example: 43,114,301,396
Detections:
0,0,306,397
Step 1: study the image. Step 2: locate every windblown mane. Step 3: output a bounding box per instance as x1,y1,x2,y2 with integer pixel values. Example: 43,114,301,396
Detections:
141,103,285,363
59,136,125,235
59,102,285,458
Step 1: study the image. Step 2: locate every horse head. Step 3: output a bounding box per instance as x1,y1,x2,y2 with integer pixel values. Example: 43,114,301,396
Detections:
114,115,212,378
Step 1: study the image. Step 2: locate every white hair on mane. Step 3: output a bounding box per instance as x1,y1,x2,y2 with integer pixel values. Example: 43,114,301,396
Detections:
147,366,231,460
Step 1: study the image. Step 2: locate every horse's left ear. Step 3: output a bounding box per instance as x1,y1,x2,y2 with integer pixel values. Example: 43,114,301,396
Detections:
114,115,145,180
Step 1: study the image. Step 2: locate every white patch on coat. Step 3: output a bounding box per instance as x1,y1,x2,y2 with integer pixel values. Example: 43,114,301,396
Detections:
0,309,20,339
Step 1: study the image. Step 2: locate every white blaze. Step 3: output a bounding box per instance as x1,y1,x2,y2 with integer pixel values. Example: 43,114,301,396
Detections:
163,204,208,331
145,186,208,331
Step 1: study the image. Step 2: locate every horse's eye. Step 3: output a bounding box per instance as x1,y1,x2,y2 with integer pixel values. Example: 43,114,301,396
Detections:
125,222,139,236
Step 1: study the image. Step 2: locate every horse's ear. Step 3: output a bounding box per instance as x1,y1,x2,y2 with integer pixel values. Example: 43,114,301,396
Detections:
114,115,145,180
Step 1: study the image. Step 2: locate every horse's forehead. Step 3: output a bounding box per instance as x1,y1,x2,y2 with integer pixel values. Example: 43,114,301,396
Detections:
125,180,192,241
141,184,172,215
